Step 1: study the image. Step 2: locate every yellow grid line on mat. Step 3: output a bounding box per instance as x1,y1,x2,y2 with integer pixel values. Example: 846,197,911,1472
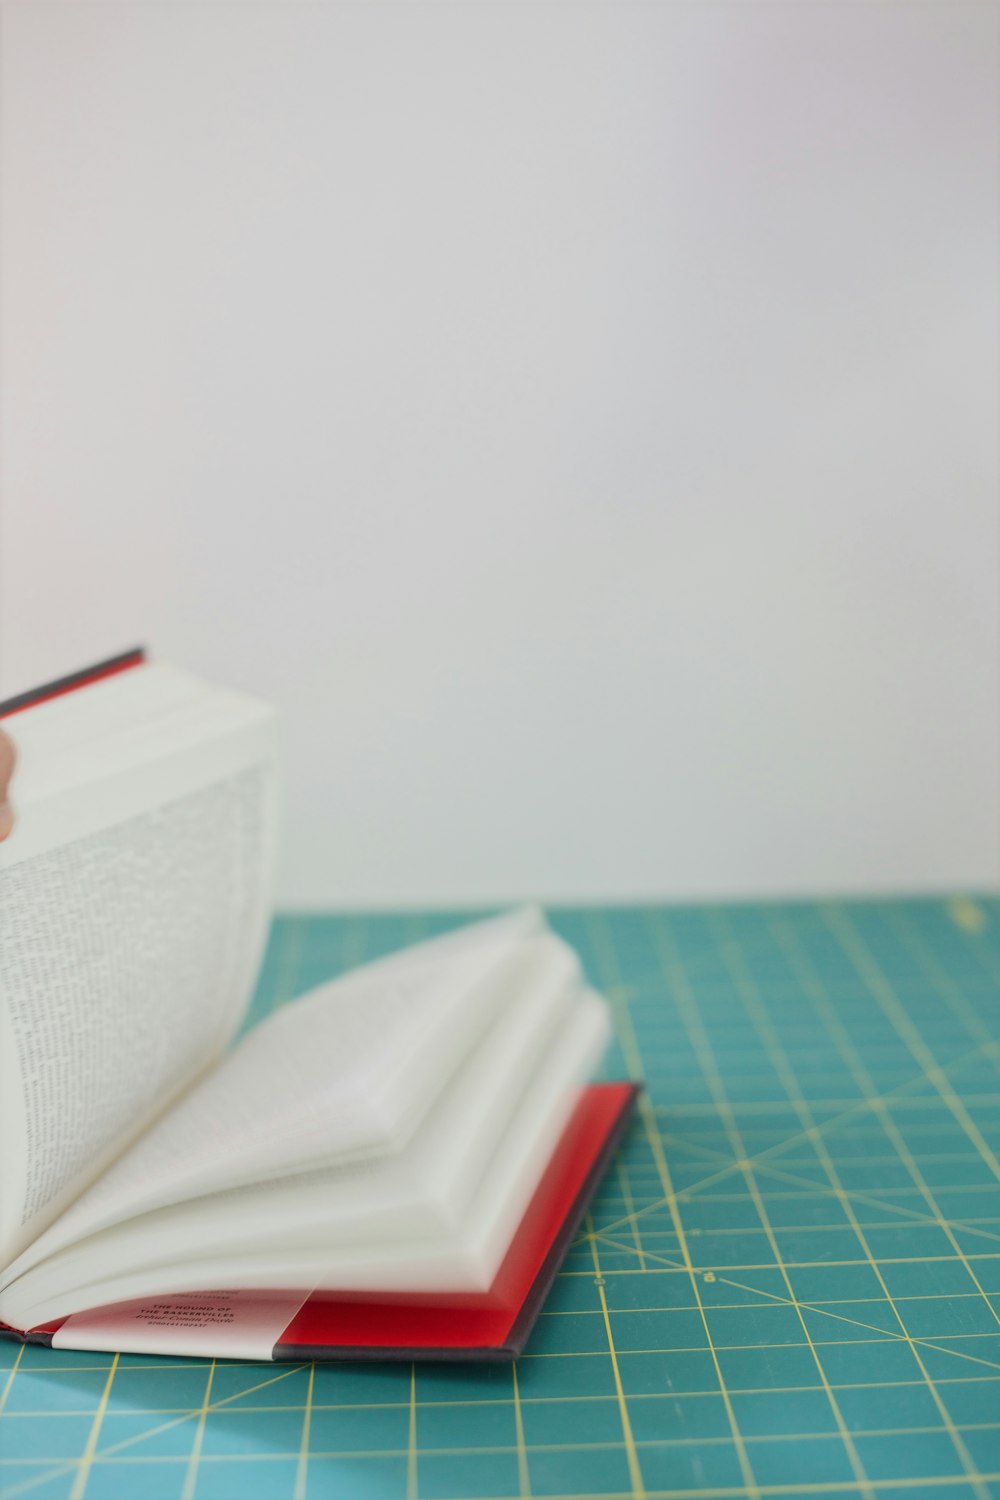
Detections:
588,909,762,1500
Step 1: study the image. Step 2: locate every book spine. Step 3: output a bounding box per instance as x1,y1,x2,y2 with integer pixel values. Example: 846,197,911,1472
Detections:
0,648,146,719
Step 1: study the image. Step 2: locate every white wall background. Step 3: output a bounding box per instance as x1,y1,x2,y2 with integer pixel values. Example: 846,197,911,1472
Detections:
1,2,997,907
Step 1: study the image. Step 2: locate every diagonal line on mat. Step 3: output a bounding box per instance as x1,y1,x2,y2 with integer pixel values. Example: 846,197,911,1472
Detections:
745,1161,1000,1248
589,910,762,1500
585,1043,993,1248
646,909,877,1500
0,1364,309,1500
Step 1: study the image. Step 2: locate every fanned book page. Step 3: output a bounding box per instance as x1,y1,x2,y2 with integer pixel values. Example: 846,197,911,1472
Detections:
0,652,636,1360
0,653,279,1266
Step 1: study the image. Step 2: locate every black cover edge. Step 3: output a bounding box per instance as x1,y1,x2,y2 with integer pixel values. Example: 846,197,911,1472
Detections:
273,1083,642,1364
0,648,146,718
0,1323,54,1348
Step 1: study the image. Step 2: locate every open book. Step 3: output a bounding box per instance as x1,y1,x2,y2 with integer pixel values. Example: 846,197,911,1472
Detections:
0,651,635,1360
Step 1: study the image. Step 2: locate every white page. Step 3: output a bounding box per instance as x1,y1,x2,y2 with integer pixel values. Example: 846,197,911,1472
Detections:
0,989,609,1330
4,915,559,1278
53,1290,312,1361
0,666,278,1265
3,934,578,1315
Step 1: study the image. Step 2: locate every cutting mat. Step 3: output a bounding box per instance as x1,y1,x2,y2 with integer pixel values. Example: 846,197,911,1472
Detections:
2,898,1000,1500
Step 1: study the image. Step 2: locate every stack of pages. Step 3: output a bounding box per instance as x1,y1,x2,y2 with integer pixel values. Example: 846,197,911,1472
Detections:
0,652,635,1360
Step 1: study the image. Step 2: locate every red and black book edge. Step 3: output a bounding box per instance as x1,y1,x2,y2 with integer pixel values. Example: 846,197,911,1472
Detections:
0,648,146,719
274,1083,640,1363
1,1085,640,1362
504,1083,639,1352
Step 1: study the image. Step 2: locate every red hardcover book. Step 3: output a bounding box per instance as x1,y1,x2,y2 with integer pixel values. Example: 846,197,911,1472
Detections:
0,654,635,1360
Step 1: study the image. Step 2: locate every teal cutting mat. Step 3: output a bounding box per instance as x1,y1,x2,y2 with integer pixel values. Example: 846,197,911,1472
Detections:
3,898,1000,1500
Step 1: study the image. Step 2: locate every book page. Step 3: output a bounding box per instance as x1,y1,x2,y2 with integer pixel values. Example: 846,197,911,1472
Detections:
5,930,575,1298
6,913,553,1274
52,1290,311,1361
0,673,277,1266
0,980,609,1331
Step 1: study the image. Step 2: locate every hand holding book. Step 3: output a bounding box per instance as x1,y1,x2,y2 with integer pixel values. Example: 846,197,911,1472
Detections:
0,726,14,840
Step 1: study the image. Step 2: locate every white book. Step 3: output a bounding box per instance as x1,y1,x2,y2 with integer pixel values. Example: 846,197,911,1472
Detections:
0,652,635,1361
